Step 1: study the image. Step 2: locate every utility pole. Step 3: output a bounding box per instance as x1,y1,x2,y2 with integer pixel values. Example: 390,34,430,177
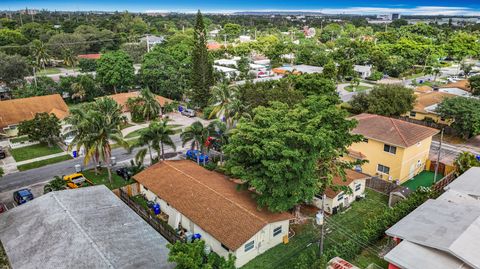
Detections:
319,193,326,256
434,128,444,183
146,35,150,53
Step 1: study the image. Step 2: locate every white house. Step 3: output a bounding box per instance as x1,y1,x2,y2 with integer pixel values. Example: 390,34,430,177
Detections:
141,35,165,51
312,170,369,214
354,65,373,79
214,65,240,80
133,160,293,268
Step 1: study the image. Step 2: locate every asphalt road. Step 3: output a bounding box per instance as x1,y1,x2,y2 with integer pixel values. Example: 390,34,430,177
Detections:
0,135,184,193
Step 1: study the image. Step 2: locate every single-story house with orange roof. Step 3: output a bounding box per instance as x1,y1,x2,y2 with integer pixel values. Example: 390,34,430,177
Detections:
406,91,456,124
104,91,173,121
312,170,370,214
0,94,69,137
133,160,293,268
272,64,323,76
77,54,102,60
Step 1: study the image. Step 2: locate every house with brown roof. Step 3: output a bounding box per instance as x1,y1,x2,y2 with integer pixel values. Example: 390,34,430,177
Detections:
406,91,455,124
104,91,172,121
0,94,69,137
312,170,370,214
343,114,439,184
133,160,293,268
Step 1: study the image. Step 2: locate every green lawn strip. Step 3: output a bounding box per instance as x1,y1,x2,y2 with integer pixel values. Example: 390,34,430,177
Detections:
401,171,443,191
405,72,425,80
36,67,61,75
345,85,371,92
242,190,389,269
82,169,134,190
17,155,73,171
10,136,30,143
10,144,64,162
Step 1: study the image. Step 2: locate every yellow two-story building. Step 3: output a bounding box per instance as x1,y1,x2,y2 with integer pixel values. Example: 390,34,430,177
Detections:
345,114,439,184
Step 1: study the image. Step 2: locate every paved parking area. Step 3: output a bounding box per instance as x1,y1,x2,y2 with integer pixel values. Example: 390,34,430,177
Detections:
0,180,48,212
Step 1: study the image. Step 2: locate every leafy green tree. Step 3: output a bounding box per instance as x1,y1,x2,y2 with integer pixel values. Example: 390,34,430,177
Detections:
120,42,147,64
288,73,338,99
18,112,61,147
349,85,416,116
59,74,102,102
167,240,235,269
436,97,480,139
191,10,214,108
337,60,355,81
13,76,58,98
78,58,97,72
237,56,250,79
223,23,242,39
322,60,337,80
0,52,30,87
96,50,135,93
469,75,480,96
460,62,474,78
224,96,362,212
0,28,29,55
454,152,480,176
47,33,87,59
44,176,67,193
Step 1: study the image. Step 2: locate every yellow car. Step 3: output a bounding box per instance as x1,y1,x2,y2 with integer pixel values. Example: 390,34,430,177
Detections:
63,173,86,185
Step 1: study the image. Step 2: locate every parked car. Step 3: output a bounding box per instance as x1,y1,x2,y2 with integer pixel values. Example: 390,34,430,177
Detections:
13,189,34,205
181,108,196,117
63,173,87,188
116,167,133,181
0,147,6,159
185,149,209,163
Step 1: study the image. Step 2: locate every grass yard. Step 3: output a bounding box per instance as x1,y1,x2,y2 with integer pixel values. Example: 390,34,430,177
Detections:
404,72,425,80
243,189,389,269
82,168,134,190
36,67,61,75
17,155,73,171
10,144,64,162
402,171,443,191
345,85,371,92
351,237,390,269
9,136,30,144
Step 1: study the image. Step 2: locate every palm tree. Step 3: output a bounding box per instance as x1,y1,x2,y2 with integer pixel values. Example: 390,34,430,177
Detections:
31,40,49,70
69,98,128,185
131,119,176,162
71,82,86,101
44,176,66,193
207,120,229,163
454,151,480,176
225,98,251,129
209,82,238,120
63,48,77,73
139,88,161,121
181,121,209,164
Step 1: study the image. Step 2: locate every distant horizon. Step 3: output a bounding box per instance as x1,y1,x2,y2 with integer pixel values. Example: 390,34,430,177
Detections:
1,1,480,16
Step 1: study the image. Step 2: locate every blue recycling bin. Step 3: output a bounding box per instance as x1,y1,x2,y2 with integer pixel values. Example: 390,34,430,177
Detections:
72,150,77,158
153,203,160,215
193,233,201,240
178,105,184,112
476,155,480,161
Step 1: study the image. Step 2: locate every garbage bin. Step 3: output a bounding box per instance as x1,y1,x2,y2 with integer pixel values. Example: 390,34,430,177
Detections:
72,150,77,158
153,203,160,215
74,164,82,173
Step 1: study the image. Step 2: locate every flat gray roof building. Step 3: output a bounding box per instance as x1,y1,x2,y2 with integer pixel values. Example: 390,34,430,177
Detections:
0,185,173,269
384,167,480,269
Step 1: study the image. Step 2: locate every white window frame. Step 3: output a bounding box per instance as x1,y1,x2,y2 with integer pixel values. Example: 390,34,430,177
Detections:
273,226,282,237
244,240,255,252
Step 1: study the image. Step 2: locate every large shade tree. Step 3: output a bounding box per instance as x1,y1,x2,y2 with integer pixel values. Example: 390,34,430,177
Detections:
96,50,135,94
224,96,362,212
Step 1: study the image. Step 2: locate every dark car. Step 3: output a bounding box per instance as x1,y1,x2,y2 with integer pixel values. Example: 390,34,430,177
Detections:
13,189,34,205
116,167,133,181
0,147,6,159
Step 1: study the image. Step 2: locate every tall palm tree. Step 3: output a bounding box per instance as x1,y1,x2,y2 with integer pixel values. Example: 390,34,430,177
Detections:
63,48,77,73
181,121,209,164
209,82,238,120
131,119,176,162
31,40,49,70
139,88,161,121
225,98,251,129
69,98,128,185
71,82,86,101
207,120,229,163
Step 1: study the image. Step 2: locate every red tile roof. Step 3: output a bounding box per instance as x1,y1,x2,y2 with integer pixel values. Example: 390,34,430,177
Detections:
133,160,293,250
325,170,370,198
77,54,101,60
351,113,439,148
104,91,172,112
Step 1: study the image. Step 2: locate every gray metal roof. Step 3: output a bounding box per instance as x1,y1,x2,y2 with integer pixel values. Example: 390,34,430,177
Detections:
0,185,173,269
384,241,472,269
385,198,480,268
445,167,480,198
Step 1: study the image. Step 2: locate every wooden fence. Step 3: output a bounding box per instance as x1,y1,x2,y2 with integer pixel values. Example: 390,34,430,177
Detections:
118,188,184,244
366,177,404,194
432,171,456,192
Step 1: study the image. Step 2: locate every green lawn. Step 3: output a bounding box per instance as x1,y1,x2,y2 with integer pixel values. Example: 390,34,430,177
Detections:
82,168,134,190
345,85,371,92
124,125,182,139
10,136,30,144
352,237,389,269
243,190,389,269
10,144,64,162
405,72,425,80
36,67,61,75
402,171,443,191
17,155,73,171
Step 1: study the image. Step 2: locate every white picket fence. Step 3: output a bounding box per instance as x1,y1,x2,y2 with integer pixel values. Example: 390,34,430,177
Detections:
9,140,39,149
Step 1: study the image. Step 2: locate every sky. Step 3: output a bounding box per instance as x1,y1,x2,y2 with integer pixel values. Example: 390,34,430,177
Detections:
1,0,480,16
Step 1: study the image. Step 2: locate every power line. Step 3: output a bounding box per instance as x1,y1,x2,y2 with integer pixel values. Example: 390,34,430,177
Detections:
324,218,383,253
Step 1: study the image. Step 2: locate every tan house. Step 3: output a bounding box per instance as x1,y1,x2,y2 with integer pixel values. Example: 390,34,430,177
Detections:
406,91,455,124
313,170,370,214
105,91,172,121
133,160,293,268
0,94,69,137
344,114,439,184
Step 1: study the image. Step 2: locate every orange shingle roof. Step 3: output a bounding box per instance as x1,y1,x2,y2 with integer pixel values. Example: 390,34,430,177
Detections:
0,94,69,129
77,54,102,60
441,80,470,91
351,113,439,148
133,160,293,250
413,91,455,113
325,170,370,198
415,86,433,93
104,91,172,112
